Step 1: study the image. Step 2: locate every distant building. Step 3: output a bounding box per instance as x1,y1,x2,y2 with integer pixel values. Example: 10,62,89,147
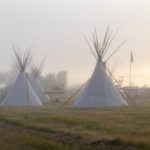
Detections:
123,86,150,99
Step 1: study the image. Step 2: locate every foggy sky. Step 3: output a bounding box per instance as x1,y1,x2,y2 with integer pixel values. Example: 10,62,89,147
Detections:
0,0,150,86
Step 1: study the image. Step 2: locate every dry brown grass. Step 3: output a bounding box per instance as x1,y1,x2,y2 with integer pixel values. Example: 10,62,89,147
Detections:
0,100,150,149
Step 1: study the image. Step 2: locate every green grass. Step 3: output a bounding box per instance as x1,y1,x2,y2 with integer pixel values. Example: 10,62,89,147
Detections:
0,102,150,149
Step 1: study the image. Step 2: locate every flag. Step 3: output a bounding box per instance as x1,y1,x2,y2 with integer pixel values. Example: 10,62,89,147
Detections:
131,52,134,63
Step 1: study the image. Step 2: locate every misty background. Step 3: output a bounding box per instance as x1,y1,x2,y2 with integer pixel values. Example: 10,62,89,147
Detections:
0,0,150,86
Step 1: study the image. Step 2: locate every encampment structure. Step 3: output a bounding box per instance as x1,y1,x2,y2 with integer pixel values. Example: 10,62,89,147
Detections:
74,27,128,108
30,62,50,103
1,47,42,107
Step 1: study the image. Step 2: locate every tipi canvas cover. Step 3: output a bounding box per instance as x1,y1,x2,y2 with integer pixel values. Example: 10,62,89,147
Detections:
74,27,128,108
74,62,128,108
30,76,50,103
1,47,42,107
30,63,50,103
1,73,42,106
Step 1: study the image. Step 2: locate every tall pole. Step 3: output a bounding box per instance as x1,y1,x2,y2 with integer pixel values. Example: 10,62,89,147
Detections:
129,59,132,86
129,52,133,87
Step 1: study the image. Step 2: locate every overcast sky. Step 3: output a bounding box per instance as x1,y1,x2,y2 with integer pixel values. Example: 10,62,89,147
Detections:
0,0,150,86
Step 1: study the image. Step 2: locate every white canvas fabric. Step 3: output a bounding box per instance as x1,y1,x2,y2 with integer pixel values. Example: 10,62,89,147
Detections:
30,76,50,102
74,62,128,108
1,73,42,106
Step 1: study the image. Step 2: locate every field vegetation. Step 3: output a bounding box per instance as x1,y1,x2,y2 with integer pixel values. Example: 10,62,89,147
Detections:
0,100,150,149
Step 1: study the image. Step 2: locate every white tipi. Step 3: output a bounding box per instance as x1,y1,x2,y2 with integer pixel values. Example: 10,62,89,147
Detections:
30,63,50,103
1,48,42,107
74,27,128,108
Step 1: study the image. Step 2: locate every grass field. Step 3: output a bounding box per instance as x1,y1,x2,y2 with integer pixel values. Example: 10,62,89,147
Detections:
0,101,150,150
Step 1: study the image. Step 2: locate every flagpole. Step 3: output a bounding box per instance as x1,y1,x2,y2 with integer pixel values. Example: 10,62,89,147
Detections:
129,52,133,86
129,59,132,86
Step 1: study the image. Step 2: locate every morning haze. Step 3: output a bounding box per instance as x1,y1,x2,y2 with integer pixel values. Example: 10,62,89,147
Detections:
1,1,150,150
0,0,150,86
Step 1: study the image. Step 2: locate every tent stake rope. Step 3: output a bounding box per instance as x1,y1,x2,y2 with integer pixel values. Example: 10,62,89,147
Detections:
107,68,136,105
60,80,89,108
